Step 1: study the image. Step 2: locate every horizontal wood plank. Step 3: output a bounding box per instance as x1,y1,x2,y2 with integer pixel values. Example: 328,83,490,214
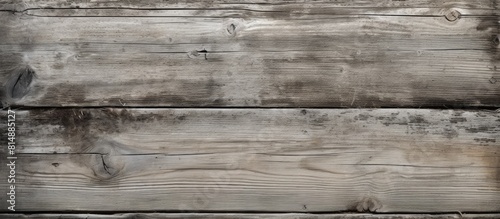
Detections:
0,1,498,107
0,109,498,212
1,213,499,219
0,0,498,14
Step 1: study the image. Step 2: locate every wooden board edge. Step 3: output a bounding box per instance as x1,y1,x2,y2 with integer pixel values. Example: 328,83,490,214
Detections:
0,213,499,219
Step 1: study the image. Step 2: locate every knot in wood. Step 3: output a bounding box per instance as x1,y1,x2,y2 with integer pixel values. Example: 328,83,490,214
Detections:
445,10,461,22
227,23,236,36
8,65,35,99
490,77,497,84
493,35,500,46
354,196,382,212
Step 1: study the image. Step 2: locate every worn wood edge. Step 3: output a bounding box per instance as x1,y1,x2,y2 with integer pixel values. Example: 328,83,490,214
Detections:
0,0,498,15
0,213,499,219
17,8,498,17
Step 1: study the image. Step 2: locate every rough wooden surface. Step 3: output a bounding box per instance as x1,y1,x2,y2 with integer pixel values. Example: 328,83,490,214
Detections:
0,0,499,216
0,0,498,13
0,0,499,107
2,213,500,219
1,109,498,212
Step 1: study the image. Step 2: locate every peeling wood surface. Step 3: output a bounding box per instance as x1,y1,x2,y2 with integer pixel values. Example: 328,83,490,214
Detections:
2,213,500,219
0,0,499,107
0,109,498,212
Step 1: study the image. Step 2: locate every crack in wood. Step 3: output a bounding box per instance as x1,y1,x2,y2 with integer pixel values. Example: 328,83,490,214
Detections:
100,154,112,175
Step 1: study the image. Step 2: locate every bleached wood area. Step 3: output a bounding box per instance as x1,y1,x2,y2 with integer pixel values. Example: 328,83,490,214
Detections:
0,0,499,217
0,0,499,107
0,109,498,212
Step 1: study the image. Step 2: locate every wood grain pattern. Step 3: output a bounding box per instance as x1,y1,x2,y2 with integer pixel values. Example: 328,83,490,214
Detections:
0,0,499,216
0,0,498,107
2,213,500,219
0,0,498,13
1,109,498,212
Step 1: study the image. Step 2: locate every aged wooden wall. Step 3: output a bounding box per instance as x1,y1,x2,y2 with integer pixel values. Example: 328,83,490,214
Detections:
0,0,499,218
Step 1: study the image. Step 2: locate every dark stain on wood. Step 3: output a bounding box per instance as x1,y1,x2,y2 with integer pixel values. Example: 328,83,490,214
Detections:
34,77,227,106
37,84,87,106
441,127,459,139
26,109,177,153
376,113,409,126
465,126,498,133
408,115,427,124
309,113,331,128
355,114,371,121
410,96,499,108
119,78,225,106
474,138,497,143
25,109,147,181
450,117,467,123
57,109,94,152
477,17,499,32
300,109,307,115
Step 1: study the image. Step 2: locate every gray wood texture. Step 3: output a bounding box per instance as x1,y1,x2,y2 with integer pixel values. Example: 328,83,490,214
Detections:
2,213,500,219
0,0,499,107
0,109,498,212
0,0,499,216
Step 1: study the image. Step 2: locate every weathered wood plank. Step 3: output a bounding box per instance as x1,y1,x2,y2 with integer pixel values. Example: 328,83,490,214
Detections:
0,2,498,107
0,0,498,14
1,109,498,212
1,213,500,219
